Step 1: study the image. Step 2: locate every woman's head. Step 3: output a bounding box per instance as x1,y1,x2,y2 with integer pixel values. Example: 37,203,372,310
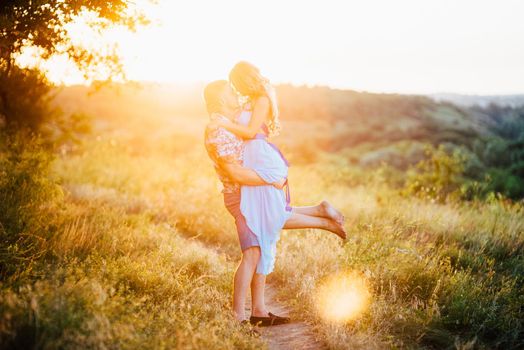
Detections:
229,61,281,136
229,61,268,98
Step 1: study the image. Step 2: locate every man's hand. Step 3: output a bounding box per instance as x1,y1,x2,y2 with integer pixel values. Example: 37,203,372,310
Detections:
221,162,268,186
272,178,287,189
220,162,287,188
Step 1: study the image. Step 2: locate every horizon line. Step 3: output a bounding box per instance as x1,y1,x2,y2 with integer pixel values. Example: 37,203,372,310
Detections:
60,79,524,97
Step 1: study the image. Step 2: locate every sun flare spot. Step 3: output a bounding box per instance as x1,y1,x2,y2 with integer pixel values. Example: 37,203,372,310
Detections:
315,271,371,323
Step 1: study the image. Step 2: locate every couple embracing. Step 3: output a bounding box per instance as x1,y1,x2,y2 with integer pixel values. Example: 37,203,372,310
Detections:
203,61,347,328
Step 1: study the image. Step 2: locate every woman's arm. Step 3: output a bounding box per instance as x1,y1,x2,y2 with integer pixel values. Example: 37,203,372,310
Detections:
219,96,270,139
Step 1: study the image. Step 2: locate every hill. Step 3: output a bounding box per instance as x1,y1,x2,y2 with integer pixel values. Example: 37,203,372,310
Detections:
2,82,523,349
53,83,524,198
429,93,524,108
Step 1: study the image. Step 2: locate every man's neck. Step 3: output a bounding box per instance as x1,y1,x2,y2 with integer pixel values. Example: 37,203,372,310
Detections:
218,106,240,121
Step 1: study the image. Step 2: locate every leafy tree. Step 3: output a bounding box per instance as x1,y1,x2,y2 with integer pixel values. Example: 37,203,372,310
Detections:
0,0,149,129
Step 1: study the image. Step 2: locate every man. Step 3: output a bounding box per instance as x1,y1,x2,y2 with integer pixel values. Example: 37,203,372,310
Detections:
203,80,290,327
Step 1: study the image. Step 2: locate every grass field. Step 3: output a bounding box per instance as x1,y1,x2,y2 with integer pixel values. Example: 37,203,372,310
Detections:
1,85,523,349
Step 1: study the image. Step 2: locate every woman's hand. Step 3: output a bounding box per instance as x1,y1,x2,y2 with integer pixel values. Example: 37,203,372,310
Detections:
271,178,287,189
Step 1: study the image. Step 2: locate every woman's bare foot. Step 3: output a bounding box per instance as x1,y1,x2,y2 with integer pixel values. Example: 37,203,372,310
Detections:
321,200,345,225
326,218,347,240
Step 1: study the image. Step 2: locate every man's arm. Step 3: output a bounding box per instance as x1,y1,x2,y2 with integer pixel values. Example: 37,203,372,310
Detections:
221,162,265,185
220,161,285,188
206,124,285,188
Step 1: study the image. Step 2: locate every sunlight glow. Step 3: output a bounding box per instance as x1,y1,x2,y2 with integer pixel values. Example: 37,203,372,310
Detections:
315,271,371,323
14,0,524,94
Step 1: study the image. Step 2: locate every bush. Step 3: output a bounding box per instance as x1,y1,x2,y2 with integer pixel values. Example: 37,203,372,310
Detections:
0,130,63,280
484,168,524,200
402,144,466,203
0,66,57,130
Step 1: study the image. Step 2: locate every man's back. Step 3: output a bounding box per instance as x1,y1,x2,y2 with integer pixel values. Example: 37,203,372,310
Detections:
204,114,244,193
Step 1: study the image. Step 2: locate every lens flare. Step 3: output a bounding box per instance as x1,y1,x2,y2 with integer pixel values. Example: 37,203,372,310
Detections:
315,271,371,323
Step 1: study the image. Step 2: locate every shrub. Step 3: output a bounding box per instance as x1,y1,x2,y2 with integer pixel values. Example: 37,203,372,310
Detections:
0,131,63,280
402,144,466,203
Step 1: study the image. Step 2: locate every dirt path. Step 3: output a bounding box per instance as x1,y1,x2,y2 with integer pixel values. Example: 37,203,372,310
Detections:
245,281,328,350
182,229,328,349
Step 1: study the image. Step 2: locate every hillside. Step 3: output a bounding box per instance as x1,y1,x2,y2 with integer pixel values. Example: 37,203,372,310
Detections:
429,93,524,108
54,83,524,198
2,82,523,349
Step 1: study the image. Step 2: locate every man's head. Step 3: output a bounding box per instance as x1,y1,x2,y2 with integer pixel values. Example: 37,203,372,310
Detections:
203,80,239,117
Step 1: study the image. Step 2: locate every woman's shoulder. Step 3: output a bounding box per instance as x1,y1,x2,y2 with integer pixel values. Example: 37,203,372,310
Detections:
252,96,270,114
254,95,270,105
243,96,269,109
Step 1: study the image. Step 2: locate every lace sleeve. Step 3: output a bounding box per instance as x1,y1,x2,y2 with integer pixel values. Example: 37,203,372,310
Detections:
213,129,240,159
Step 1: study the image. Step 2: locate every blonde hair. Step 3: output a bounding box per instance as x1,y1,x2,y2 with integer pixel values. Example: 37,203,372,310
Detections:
229,61,281,136
203,80,228,115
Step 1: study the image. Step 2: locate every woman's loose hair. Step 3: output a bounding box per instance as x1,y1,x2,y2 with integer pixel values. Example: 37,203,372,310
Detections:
229,61,281,136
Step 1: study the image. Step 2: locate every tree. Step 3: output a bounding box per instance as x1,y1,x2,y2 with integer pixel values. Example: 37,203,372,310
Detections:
0,0,149,129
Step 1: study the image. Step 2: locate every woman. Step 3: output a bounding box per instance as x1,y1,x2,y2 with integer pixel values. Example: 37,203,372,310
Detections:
212,61,346,275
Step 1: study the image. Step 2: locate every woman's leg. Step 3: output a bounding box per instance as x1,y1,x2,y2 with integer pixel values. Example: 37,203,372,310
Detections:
292,201,345,224
284,211,346,239
233,246,261,321
292,204,323,217
248,212,346,320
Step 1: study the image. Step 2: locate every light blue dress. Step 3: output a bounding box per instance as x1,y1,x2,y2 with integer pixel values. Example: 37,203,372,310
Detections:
238,109,292,275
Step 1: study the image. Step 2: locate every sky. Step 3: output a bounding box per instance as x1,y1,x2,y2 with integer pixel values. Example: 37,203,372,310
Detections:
18,0,524,94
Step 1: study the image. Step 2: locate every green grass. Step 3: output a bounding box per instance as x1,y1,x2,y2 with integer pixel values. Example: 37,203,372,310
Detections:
2,109,523,349
269,163,524,349
1,134,265,349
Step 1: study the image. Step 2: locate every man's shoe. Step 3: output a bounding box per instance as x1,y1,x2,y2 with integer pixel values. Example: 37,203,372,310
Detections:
250,312,291,327
269,312,291,322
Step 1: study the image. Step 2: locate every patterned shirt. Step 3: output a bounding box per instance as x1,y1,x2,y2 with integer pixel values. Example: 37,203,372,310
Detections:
204,114,244,193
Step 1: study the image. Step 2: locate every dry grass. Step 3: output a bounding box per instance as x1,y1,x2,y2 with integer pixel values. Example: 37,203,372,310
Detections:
2,104,522,348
